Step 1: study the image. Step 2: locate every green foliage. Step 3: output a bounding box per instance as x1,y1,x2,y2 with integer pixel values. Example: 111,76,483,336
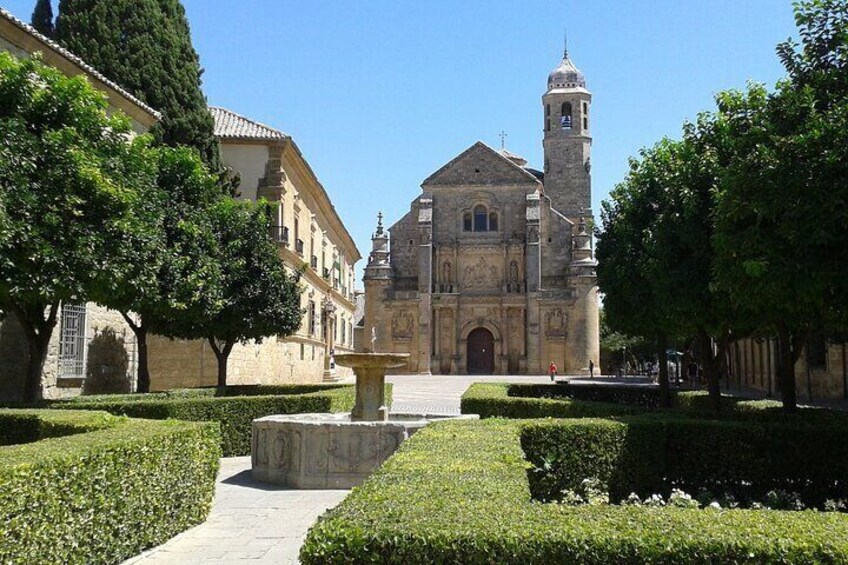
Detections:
301,418,848,564
0,410,220,564
55,0,221,167
183,199,303,386
0,52,160,401
463,383,848,427
0,407,122,445
31,0,55,37
522,417,848,507
460,383,638,419
53,384,393,456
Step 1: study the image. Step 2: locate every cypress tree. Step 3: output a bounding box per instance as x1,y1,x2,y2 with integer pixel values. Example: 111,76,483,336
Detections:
55,0,220,169
31,0,55,38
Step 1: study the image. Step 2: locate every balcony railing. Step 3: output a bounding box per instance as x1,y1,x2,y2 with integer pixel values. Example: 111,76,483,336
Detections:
310,255,318,270
269,225,290,246
323,268,331,280
295,239,305,256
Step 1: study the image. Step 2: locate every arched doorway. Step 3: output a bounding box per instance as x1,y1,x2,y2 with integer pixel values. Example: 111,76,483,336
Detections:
467,328,495,374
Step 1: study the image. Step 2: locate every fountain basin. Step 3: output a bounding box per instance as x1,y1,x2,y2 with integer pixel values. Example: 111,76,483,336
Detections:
252,412,477,488
334,353,409,422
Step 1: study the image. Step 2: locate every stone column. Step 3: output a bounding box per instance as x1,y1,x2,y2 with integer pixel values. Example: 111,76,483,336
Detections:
417,196,433,375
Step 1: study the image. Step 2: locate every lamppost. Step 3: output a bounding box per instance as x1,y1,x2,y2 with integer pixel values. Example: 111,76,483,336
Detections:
322,296,337,379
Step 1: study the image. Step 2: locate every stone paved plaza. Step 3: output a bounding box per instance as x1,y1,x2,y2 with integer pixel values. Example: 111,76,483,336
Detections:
122,374,551,564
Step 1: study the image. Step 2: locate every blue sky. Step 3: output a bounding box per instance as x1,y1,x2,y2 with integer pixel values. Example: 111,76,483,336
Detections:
6,1,796,282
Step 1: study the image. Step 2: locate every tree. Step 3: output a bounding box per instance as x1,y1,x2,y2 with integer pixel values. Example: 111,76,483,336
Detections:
711,0,848,412
596,142,684,407
0,52,158,402
194,199,302,388
31,0,55,38
102,145,224,393
55,0,220,168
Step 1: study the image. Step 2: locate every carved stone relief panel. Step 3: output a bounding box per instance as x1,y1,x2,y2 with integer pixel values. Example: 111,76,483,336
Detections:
391,311,415,340
545,308,567,339
462,256,500,289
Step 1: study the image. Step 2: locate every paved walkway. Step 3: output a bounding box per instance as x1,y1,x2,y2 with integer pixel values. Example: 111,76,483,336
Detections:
122,374,553,565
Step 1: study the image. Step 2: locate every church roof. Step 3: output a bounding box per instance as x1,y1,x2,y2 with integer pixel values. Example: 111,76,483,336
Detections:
548,51,586,90
210,106,289,142
0,7,161,120
421,141,542,188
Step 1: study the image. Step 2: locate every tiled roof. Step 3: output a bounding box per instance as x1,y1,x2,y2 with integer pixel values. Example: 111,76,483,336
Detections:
210,106,288,141
0,7,161,119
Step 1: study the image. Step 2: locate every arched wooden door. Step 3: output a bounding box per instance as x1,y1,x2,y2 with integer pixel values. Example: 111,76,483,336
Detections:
467,328,495,374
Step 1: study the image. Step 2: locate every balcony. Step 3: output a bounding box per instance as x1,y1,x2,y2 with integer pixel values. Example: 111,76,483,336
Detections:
323,268,331,280
269,225,289,246
310,255,318,270
295,239,305,256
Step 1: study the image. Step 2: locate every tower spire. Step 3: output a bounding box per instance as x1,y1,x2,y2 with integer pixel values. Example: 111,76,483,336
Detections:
563,29,568,58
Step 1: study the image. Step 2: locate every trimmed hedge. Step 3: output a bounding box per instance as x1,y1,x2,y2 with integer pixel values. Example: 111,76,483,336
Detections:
522,417,848,506
301,419,848,564
510,382,668,407
53,384,393,456
464,383,848,426
0,408,122,446
0,409,220,565
460,383,639,419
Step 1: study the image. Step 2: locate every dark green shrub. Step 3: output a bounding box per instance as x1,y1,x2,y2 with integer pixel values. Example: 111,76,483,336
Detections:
522,417,848,507
54,384,392,456
509,382,669,407
462,383,639,419
0,408,123,446
0,410,220,564
301,419,848,564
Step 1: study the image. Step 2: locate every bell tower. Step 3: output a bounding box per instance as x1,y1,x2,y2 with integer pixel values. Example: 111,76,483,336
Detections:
542,45,592,218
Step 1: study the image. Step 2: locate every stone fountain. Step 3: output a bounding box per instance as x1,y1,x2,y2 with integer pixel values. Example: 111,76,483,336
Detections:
251,350,473,489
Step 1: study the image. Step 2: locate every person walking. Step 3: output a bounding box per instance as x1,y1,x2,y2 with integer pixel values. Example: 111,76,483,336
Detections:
549,361,558,382
589,359,595,379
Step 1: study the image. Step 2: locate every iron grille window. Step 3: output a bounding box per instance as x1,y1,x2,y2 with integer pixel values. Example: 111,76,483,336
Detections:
58,303,87,378
295,239,305,256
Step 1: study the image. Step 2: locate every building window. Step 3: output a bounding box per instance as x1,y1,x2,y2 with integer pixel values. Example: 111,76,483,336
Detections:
341,319,346,345
463,213,472,232
545,119,550,132
58,303,87,378
474,205,488,232
308,301,316,336
488,213,499,232
561,102,573,129
546,104,550,117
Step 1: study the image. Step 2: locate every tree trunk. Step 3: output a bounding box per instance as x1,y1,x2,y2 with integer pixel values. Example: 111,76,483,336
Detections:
776,322,799,413
121,313,150,393
657,336,671,408
14,303,59,404
696,328,722,414
208,338,234,389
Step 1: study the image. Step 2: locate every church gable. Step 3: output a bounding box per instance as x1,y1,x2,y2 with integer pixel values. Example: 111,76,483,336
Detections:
422,142,540,188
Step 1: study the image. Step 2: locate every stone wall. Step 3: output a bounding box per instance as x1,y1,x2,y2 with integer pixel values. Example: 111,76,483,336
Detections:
728,337,848,401
0,303,138,401
147,334,352,390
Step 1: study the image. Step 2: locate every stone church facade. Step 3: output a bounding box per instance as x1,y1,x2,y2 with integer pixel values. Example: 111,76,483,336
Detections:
363,49,600,375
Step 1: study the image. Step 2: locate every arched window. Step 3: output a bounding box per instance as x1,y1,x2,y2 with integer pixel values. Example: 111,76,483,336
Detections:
488,212,499,232
474,205,488,232
463,213,472,232
561,102,573,130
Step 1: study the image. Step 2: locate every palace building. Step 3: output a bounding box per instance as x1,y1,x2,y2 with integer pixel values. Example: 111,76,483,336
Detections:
362,48,600,375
